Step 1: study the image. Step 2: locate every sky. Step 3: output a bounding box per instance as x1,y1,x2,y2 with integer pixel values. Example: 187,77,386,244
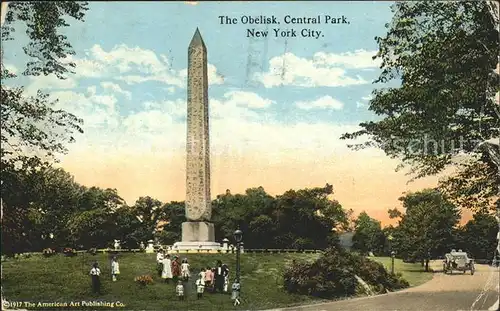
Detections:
2,1,472,226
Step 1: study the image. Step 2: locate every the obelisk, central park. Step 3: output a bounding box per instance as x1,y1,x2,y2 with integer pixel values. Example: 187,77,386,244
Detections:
173,28,220,251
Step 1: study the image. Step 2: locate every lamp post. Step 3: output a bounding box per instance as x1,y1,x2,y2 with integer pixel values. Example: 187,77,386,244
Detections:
233,229,243,283
391,251,396,275
232,229,243,306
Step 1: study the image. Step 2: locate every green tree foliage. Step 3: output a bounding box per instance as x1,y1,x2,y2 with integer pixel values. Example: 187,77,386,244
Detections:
457,212,498,260
155,201,186,245
1,161,82,253
390,189,460,268
1,162,126,253
1,2,89,170
65,188,124,249
212,184,347,249
1,159,348,253
112,206,144,249
130,196,165,241
340,1,499,214
283,248,409,298
352,211,386,255
440,153,499,212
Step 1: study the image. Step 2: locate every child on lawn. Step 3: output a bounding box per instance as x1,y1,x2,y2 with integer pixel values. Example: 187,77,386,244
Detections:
195,273,205,299
181,258,190,281
111,256,120,281
89,262,101,294
176,280,185,300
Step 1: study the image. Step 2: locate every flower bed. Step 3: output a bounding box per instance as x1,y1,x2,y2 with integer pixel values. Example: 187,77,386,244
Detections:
134,275,154,287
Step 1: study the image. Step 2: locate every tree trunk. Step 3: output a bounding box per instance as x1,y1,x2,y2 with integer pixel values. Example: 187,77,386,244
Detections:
425,259,430,272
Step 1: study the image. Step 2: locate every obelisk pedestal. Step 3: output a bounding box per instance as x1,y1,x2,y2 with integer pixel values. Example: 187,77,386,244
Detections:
172,28,220,252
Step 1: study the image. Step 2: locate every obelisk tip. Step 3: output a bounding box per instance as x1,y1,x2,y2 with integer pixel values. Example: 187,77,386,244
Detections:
189,27,205,48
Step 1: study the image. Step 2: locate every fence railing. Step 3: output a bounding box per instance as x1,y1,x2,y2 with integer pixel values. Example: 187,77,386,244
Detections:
2,248,324,259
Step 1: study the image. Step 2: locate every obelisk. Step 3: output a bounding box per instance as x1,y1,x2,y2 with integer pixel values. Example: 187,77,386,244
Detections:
173,28,220,251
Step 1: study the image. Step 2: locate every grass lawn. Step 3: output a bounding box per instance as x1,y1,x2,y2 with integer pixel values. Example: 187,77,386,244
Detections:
2,253,433,310
2,252,322,310
370,257,434,287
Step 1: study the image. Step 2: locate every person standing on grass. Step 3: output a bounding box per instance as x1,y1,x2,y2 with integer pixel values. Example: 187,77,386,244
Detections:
171,256,181,283
222,264,230,293
198,268,206,286
161,254,173,283
204,265,214,292
176,280,185,300
181,258,190,281
111,256,120,282
195,273,205,299
156,249,164,277
214,260,225,293
89,262,101,294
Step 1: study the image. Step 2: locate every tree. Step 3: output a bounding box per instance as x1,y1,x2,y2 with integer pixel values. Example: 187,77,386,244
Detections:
340,0,499,266
131,196,165,242
1,162,83,253
440,152,499,212
457,211,498,260
211,184,347,249
392,189,460,271
352,211,386,255
1,2,89,170
66,187,124,248
113,205,144,249
156,201,186,245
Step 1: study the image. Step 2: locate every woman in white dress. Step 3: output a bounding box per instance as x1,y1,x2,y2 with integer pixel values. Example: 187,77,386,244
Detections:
156,249,164,277
111,256,120,282
161,254,173,283
181,258,190,281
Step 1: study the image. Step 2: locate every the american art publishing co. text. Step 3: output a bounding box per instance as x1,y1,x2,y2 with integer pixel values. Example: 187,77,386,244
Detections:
3,300,126,308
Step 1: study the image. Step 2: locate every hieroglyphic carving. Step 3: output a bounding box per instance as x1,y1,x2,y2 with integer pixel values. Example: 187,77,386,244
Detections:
185,28,211,221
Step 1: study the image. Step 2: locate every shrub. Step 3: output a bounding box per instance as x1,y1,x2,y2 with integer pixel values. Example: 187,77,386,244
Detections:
87,248,97,255
43,248,55,257
134,275,154,287
283,248,409,299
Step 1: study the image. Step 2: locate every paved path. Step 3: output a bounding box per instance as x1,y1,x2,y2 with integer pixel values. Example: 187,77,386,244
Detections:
267,262,499,311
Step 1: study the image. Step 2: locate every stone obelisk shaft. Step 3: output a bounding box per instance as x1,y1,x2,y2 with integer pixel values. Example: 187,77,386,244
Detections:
185,28,211,222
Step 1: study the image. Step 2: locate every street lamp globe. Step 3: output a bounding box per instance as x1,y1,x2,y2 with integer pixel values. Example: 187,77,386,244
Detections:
391,251,396,257
234,229,243,243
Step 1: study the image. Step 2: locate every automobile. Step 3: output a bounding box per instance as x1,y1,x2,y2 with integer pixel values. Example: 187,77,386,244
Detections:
442,249,475,275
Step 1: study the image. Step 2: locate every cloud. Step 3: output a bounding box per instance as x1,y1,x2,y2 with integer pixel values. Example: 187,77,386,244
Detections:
295,96,344,110
4,63,18,74
101,82,132,99
313,50,380,69
356,94,373,109
54,86,370,163
255,50,378,88
221,90,275,109
49,90,119,131
24,75,77,96
165,87,176,94
68,44,223,87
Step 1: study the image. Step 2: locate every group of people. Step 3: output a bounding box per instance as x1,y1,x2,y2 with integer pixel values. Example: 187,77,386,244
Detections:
89,256,120,294
87,251,240,305
156,250,190,283
155,249,235,302
195,260,230,294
